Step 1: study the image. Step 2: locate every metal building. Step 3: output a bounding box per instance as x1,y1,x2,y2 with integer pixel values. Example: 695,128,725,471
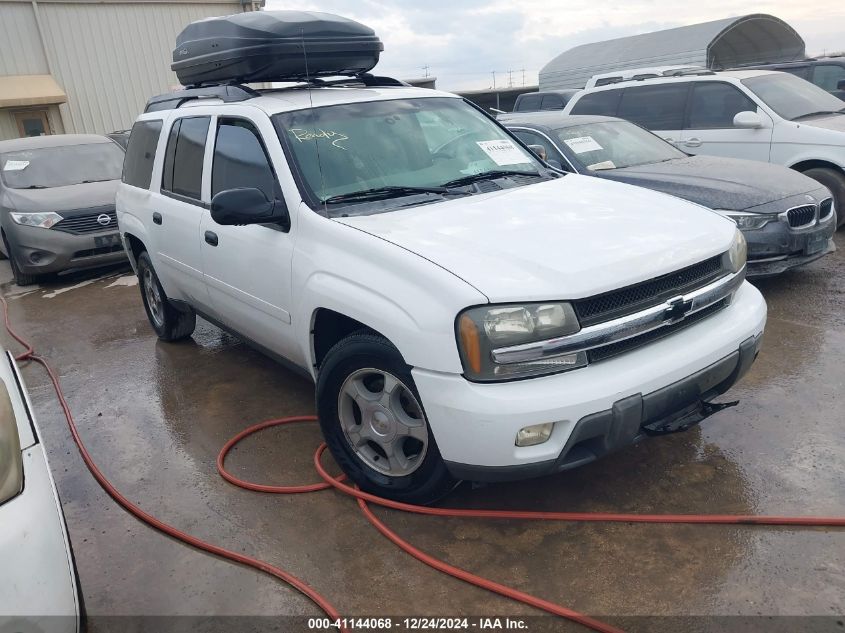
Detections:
539,14,806,90
0,0,263,140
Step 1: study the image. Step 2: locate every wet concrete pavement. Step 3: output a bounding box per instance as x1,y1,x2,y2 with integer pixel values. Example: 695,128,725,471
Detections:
1,235,843,632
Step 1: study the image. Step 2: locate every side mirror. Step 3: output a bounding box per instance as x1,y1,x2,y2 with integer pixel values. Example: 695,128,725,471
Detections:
527,144,547,161
210,187,289,230
733,110,764,129
837,79,845,91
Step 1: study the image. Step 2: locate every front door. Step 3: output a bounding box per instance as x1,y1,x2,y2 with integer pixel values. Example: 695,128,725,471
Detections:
680,82,773,162
14,110,50,137
199,115,298,361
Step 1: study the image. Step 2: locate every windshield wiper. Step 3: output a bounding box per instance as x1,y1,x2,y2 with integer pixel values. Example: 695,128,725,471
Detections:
81,179,113,184
324,185,450,205
20,185,48,189
791,110,842,121
440,169,542,189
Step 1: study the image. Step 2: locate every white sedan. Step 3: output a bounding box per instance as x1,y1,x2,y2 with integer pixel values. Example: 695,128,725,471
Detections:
0,347,80,633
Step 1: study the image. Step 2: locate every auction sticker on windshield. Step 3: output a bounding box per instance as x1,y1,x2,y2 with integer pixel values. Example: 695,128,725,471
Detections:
563,136,603,154
476,139,528,166
3,160,29,171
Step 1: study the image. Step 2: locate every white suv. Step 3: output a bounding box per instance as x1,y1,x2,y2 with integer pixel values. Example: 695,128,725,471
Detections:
564,69,845,226
117,80,766,503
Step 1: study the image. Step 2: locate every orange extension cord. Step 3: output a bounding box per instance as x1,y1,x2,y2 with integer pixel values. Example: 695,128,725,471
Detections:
3,294,843,633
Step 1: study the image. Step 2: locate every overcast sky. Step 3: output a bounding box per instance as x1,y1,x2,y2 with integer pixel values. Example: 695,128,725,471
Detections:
265,0,845,91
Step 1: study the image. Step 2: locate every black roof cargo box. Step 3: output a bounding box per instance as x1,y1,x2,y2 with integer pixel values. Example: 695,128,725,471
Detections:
172,10,384,86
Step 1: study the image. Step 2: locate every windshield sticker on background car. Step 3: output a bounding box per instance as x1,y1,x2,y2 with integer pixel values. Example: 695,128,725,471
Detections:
476,139,528,166
289,128,349,150
587,160,615,170
3,160,30,171
563,136,603,154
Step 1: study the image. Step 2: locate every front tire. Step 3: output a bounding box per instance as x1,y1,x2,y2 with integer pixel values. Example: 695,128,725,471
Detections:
137,251,196,341
3,235,40,286
802,167,845,228
316,333,456,504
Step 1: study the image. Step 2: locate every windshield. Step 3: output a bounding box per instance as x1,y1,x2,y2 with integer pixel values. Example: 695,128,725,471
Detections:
554,120,685,170
272,97,541,207
742,73,845,120
0,142,124,189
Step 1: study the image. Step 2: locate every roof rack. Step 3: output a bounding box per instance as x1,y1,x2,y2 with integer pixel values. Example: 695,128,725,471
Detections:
143,74,409,113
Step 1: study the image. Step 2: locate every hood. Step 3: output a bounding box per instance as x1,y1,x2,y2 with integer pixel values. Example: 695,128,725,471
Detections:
595,155,819,211
799,112,845,133
336,175,736,303
2,179,118,213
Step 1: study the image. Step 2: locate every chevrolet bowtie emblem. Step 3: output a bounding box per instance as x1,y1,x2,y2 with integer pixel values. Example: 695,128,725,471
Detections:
664,297,693,324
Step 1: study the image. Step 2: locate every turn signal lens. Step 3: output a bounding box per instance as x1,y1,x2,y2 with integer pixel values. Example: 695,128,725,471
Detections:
459,314,482,375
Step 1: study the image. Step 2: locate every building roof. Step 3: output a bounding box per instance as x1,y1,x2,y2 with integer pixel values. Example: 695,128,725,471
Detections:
539,14,805,90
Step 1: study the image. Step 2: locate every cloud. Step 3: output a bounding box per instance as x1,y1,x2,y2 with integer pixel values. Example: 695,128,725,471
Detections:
265,0,845,90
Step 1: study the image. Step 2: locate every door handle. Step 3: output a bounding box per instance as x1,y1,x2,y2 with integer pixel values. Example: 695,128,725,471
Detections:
684,138,702,148
204,230,218,247
152,212,162,225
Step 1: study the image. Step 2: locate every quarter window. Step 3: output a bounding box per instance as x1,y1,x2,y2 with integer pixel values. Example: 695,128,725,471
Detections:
161,116,209,200
122,120,162,189
617,84,688,130
570,89,622,117
687,82,758,129
812,64,845,91
212,119,277,201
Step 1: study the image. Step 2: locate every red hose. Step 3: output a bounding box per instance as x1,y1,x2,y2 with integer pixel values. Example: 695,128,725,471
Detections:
3,294,843,633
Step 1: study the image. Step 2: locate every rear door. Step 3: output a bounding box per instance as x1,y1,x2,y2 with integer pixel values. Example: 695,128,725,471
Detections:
615,82,689,147
155,114,213,310
680,81,773,161
199,114,298,360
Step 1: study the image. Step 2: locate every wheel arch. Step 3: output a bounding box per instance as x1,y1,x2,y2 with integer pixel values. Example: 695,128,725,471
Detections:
790,158,845,176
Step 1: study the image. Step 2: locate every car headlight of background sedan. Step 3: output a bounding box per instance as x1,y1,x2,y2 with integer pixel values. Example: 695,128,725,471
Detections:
715,210,777,230
457,302,586,381
9,211,63,229
727,229,747,273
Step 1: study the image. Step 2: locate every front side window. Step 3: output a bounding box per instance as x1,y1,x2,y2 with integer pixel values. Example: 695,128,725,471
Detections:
570,89,622,116
540,94,564,110
161,116,209,200
0,142,124,189
273,97,542,211
510,129,566,167
212,119,277,201
812,64,845,92
687,82,758,129
742,73,845,120
123,120,162,189
617,83,688,130
554,120,685,171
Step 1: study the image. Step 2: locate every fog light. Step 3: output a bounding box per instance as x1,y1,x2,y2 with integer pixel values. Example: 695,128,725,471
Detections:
515,422,554,447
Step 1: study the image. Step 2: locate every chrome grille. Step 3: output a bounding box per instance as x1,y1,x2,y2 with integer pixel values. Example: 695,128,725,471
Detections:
819,198,833,220
786,205,815,228
53,209,117,234
573,255,725,327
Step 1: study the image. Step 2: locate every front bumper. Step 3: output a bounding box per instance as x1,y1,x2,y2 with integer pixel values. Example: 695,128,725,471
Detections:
744,212,836,278
412,281,766,479
5,221,126,275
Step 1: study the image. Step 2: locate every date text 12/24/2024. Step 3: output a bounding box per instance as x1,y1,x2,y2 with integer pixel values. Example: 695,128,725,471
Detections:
308,618,529,630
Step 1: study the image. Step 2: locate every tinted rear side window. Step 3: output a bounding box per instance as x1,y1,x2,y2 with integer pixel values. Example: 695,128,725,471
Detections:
515,94,542,111
570,89,622,116
122,120,162,189
617,83,688,129
212,119,277,201
161,116,209,201
540,94,564,110
688,82,758,129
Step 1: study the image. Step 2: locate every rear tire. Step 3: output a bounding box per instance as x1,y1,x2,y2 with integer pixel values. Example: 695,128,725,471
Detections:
316,333,456,504
136,251,196,341
801,167,845,228
3,235,39,286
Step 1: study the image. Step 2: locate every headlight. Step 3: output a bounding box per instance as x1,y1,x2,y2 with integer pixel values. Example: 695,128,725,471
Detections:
714,210,777,230
727,229,747,273
9,211,63,229
457,302,586,381
0,386,24,505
